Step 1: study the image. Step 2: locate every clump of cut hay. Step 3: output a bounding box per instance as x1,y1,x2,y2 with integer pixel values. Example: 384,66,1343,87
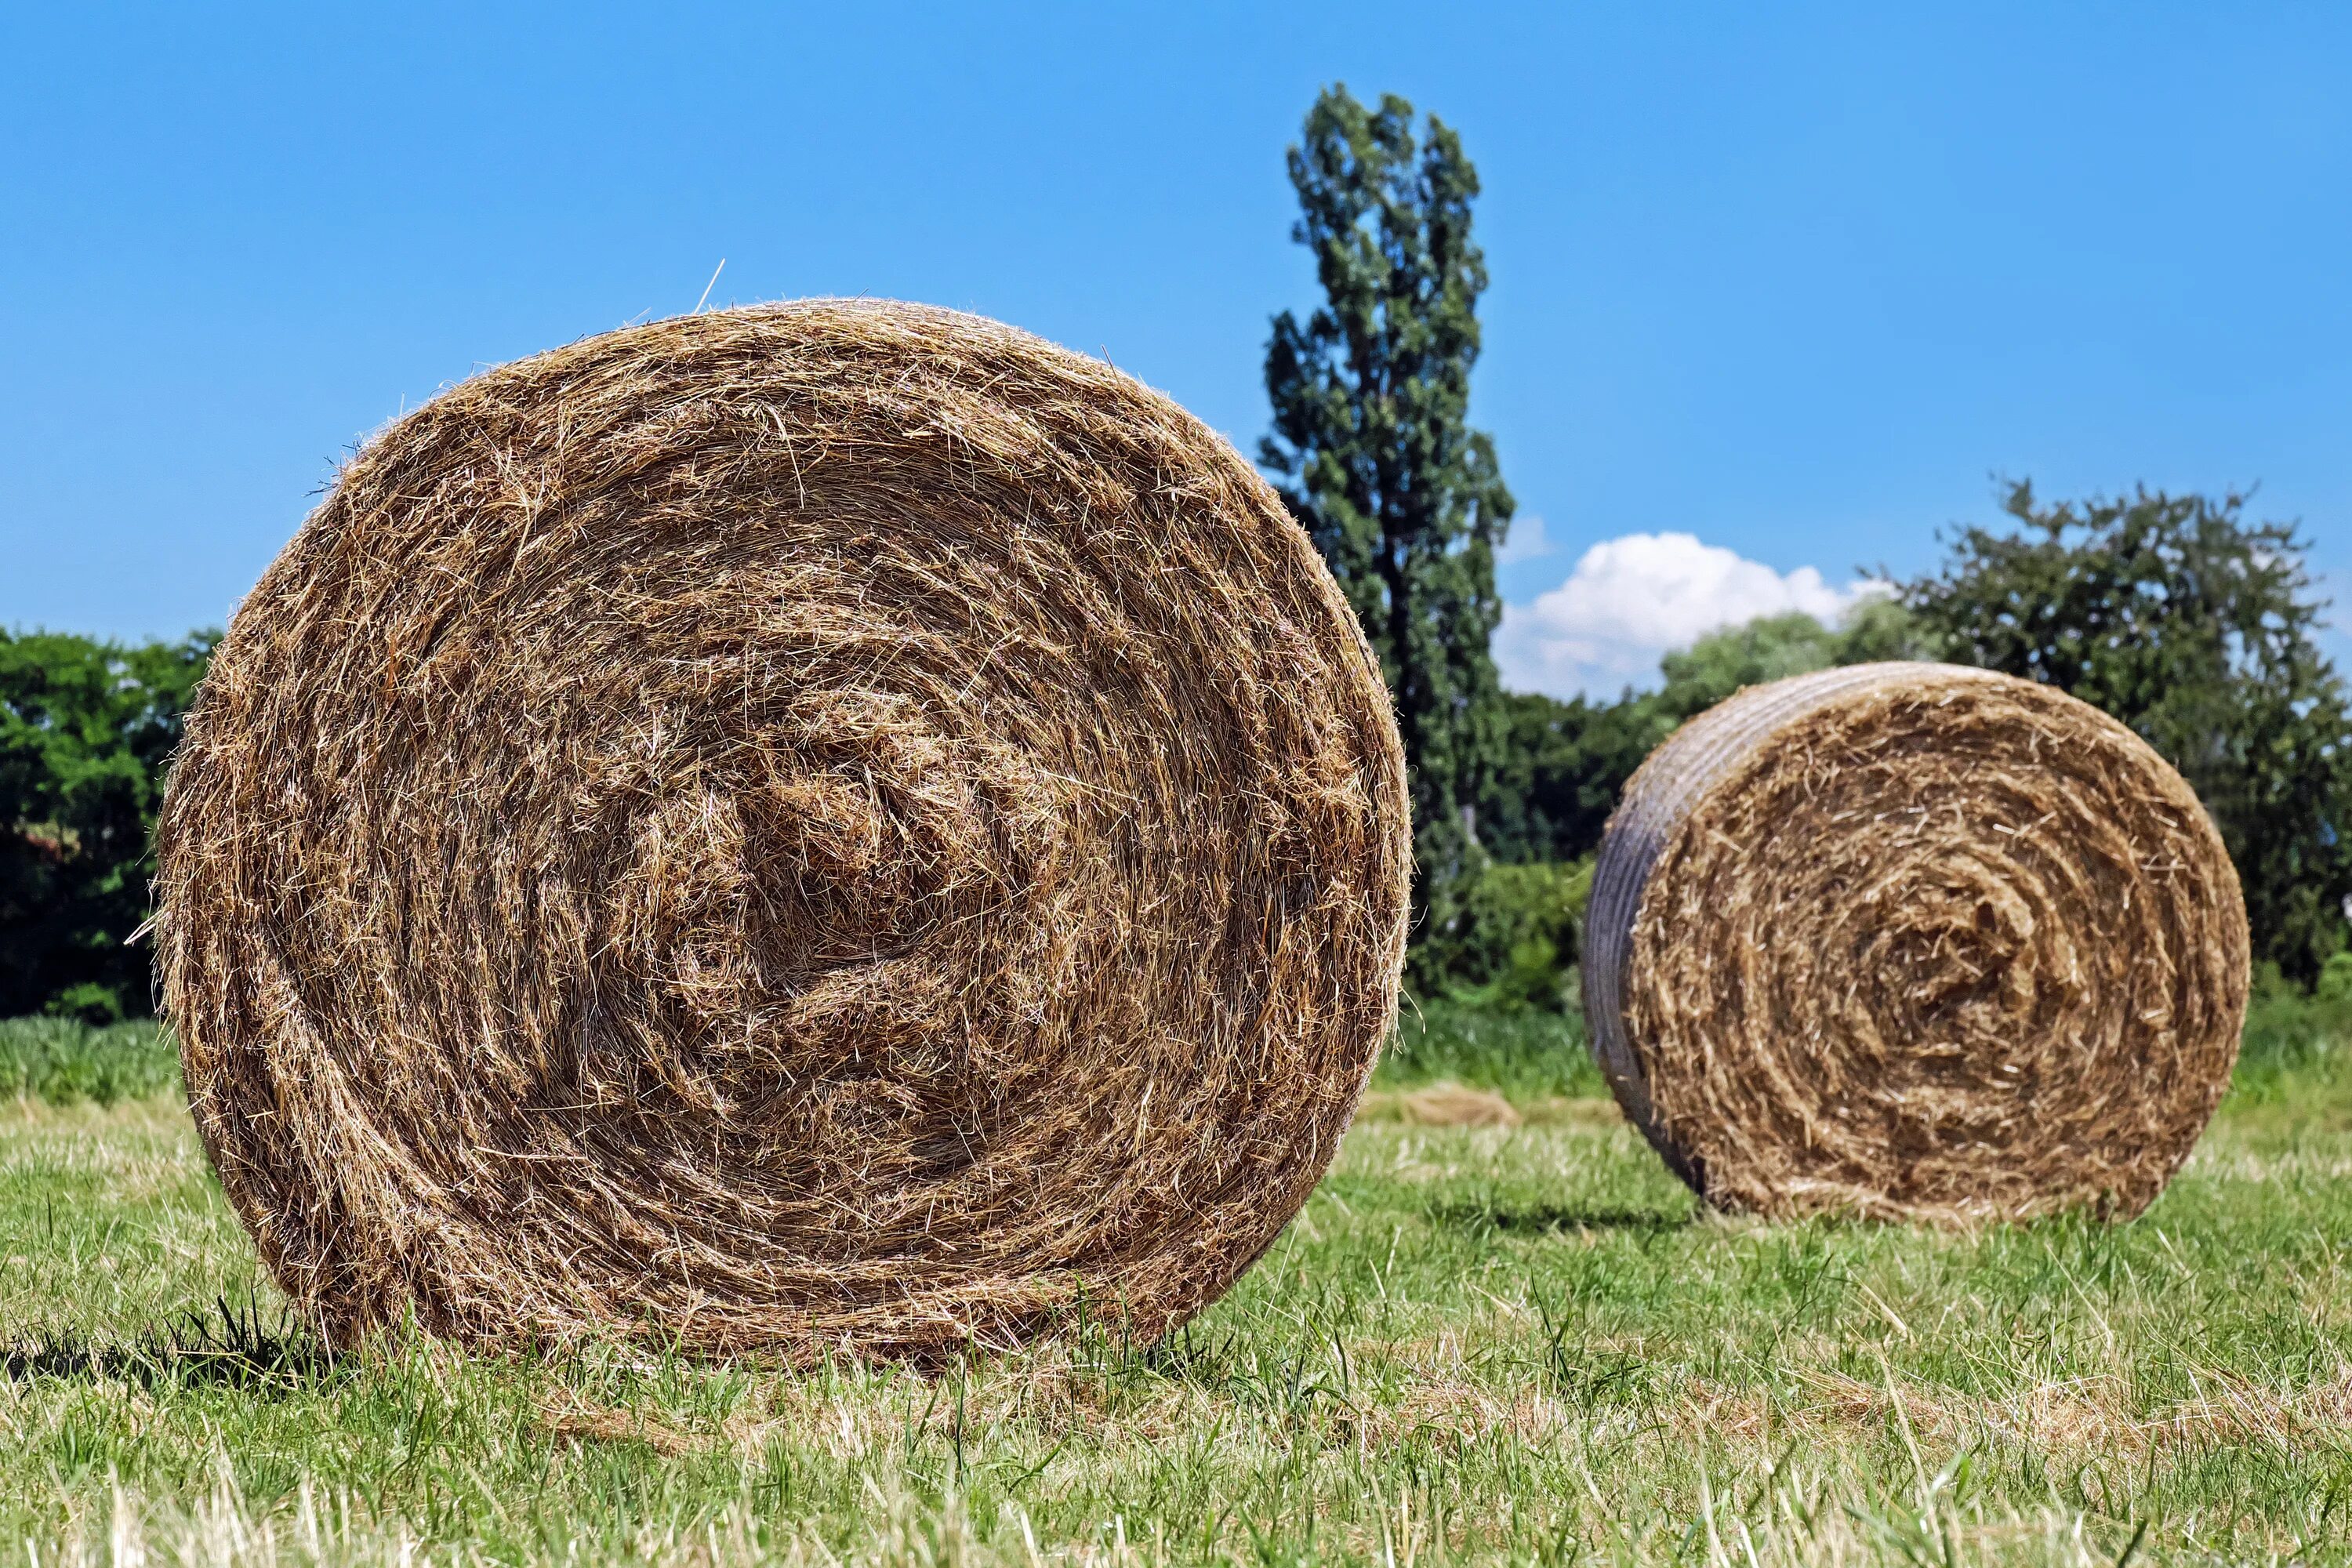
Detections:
1582,662,2248,1223
1396,1083,1522,1128
156,300,1410,1359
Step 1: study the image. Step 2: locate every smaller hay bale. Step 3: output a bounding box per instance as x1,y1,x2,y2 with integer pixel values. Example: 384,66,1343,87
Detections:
1581,662,2249,1222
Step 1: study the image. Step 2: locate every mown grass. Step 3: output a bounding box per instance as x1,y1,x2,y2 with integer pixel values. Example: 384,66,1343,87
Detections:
0,1004,2348,1564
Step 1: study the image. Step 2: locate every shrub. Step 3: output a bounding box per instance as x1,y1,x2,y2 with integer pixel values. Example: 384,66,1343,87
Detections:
1422,857,1592,1012
2317,951,2352,1004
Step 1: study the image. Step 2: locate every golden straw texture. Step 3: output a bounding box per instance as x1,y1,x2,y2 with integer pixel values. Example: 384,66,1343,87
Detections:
1583,662,2248,1223
156,299,1410,1359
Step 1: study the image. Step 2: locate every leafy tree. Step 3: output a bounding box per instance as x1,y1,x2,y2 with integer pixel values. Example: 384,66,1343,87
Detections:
1481,691,1670,866
1261,85,1515,971
0,630,213,1019
1901,482,2352,981
1650,598,1937,717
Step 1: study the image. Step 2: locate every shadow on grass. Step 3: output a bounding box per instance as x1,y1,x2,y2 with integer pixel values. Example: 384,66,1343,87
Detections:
1430,1199,1695,1236
2,1298,332,1392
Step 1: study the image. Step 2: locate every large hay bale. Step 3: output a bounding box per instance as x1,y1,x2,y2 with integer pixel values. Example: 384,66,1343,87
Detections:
1582,662,2248,1222
156,300,1410,1359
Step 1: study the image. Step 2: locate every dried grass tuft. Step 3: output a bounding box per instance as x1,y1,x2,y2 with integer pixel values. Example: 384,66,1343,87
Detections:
1582,662,2249,1222
155,300,1410,1359
1395,1083,1523,1128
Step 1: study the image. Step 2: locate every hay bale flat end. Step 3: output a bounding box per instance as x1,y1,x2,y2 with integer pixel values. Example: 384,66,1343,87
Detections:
1583,662,2249,1223
158,300,1411,1359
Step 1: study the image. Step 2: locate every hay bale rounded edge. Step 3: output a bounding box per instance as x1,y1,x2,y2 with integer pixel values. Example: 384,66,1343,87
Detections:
1582,662,2249,1223
156,299,1412,1359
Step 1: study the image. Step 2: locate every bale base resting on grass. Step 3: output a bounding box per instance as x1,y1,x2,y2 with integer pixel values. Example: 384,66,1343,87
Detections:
1582,662,2249,1224
156,299,1411,1360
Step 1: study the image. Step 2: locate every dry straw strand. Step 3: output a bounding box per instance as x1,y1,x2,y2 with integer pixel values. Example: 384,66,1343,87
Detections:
157,299,1411,1359
1582,662,2249,1223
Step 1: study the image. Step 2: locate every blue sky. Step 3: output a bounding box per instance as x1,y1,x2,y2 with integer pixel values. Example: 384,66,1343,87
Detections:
4,3,2347,693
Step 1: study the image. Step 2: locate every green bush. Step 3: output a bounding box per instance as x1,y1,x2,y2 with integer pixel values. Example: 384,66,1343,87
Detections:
1421,857,1592,1013
2230,971,2352,1096
2317,951,2352,1004
0,1016,180,1105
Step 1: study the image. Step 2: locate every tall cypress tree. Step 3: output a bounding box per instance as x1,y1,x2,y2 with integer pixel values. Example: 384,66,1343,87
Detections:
1261,85,1515,970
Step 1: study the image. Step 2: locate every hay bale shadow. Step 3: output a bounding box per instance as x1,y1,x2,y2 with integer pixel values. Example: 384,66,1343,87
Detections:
1,1298,332,1392
1431,1199,1694,1238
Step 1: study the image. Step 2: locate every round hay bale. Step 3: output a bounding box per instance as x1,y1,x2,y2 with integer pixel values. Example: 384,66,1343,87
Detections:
156,299,1411,1359
1581,662,2248,1222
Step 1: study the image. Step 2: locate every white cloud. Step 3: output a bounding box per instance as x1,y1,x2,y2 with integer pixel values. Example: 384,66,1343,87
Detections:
1494,513,1554,567
1494,532,1877,699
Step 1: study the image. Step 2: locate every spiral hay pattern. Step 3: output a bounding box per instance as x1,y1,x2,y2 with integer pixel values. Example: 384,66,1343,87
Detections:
156,300,1410,1359
1584,662,2248,1223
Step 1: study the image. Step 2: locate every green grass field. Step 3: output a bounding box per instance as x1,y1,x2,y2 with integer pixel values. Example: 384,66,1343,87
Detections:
2,1005,2350,1566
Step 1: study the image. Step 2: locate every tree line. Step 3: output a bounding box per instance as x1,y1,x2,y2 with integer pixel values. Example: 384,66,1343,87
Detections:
1,632,211,1018
4,84,2347,1020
